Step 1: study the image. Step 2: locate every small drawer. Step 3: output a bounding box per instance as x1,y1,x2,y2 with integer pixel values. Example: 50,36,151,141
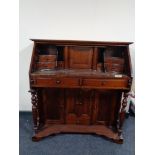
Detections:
111,57,124,64
104,63,124,73
38,55,57,62
37,62,56,70
104,57,124,65
82,79,128,89
111,64,124,72
32,78,80,87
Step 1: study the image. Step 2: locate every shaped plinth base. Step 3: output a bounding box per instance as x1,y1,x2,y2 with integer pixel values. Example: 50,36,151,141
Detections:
32,124,124,144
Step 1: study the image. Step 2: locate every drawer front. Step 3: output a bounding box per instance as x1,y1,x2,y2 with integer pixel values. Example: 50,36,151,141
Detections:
32,78,80,87
104,63,124,73
104,57,124,64
37,62,56,70
38,55,57,62
82,79,128,89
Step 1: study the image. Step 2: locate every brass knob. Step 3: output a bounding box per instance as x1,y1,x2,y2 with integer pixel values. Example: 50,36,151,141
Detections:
56,80,61,84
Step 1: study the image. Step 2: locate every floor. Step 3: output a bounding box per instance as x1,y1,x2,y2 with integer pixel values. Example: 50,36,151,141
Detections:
19,112,135,155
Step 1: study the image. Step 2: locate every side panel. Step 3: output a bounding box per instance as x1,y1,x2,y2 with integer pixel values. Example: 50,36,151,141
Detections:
92,90,122,126
42,88,65,124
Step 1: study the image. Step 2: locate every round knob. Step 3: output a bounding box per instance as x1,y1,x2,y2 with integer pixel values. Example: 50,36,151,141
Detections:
56,80,61,84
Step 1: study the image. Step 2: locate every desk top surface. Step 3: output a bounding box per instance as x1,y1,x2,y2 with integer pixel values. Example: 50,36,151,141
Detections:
31,69,129,79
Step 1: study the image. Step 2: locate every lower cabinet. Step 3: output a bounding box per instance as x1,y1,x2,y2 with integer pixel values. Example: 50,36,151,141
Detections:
40,88,122,127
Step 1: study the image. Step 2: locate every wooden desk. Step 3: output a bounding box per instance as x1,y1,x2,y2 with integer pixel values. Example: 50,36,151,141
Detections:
29,39,133,143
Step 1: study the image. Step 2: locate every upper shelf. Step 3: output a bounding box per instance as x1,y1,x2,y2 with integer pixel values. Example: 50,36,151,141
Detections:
30,39,133,46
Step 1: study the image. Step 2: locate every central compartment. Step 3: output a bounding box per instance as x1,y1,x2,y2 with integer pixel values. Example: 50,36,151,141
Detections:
40,88,121,127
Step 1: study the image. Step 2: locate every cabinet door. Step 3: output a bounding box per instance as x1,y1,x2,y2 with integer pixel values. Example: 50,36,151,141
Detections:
65,89,93,125
68,46,93,69
92,91,122,126
42,88,65,124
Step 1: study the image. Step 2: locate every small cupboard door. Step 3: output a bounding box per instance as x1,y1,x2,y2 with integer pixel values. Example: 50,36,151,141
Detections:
65,89,93,125
92,90,122,126
68,46,93,69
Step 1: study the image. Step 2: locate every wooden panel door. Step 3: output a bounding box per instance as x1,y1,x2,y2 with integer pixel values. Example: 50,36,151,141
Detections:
92,91,122,126
68,46,93,69
65,89,93,125
42,88,65,124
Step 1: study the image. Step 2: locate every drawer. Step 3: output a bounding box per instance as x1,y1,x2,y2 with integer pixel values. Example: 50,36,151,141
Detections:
104,57,124,65
104,63,124,73
37,62,56,70
38,55,57,62
111,64,124,72
32,78,80,87
82,79,128,89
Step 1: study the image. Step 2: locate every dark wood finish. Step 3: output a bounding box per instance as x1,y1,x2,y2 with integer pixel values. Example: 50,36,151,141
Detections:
29,39,133,144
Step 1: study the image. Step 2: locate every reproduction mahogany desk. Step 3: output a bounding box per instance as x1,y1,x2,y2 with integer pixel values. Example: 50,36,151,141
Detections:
29,39,133,143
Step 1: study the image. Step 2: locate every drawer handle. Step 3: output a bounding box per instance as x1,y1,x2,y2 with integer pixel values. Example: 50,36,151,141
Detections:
56,80,61,84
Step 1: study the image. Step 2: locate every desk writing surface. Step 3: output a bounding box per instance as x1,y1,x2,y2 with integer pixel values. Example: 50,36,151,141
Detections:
31,69,129,79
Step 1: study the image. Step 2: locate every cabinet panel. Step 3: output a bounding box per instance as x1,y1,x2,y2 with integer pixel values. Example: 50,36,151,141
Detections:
42,88,65,123
93,91,122,126
65,89,93,125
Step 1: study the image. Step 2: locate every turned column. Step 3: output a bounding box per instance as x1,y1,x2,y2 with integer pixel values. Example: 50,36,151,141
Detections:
117,92,128,140
29,89,40,132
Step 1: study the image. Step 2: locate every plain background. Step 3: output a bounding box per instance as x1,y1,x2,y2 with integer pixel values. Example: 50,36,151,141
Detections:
19,0,135,111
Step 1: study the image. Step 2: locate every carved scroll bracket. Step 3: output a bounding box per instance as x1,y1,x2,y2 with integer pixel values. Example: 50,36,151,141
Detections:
29,89,40,132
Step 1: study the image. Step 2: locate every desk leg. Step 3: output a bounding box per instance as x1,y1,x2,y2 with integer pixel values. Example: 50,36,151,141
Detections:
29,89,40,133
116,92,128,144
